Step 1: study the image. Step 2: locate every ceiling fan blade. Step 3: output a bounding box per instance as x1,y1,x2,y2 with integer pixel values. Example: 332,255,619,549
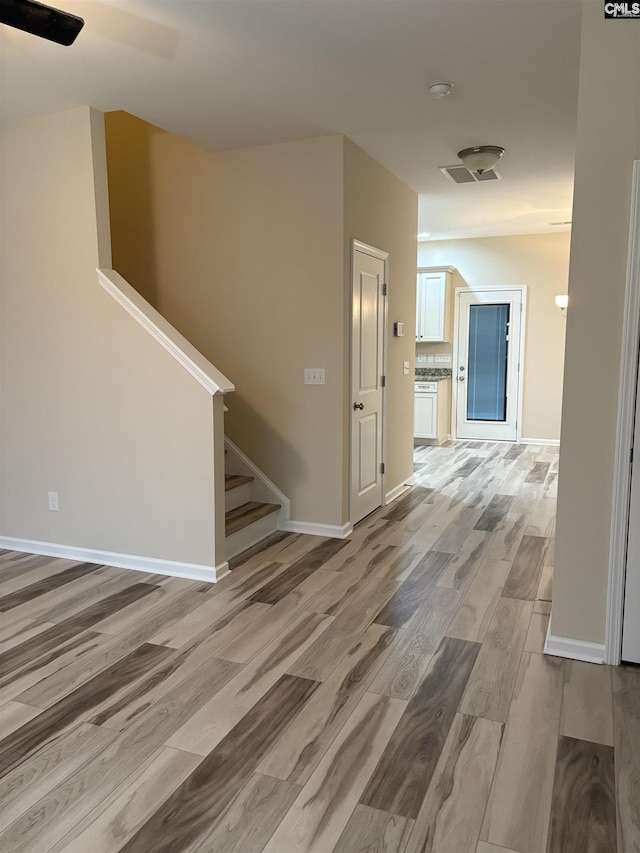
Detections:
0,0,84,46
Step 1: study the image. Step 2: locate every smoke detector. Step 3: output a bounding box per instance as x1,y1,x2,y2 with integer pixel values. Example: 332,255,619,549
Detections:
428,81,454,98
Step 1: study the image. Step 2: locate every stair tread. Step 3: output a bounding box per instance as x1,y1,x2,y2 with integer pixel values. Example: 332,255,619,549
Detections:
225,501,280,536
224,474,254,491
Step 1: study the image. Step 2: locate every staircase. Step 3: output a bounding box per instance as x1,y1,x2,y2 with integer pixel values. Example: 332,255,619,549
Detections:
223,440,288,560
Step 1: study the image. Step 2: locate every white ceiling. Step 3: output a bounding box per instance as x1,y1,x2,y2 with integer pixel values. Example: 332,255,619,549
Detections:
0,0,582,241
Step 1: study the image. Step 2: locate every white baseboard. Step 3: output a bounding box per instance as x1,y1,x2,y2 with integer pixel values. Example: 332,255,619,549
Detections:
384,478,415,505
280,520,353,539
0,537,227,584
544,625,605,664
521,438,560,446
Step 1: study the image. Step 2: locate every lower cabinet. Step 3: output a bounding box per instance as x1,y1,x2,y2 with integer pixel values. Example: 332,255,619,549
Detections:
414,379,451,445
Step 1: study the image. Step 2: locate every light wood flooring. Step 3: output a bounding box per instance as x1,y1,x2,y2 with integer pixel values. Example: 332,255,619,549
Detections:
0,440,638,852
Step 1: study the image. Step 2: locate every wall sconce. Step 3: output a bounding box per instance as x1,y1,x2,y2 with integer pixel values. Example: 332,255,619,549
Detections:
555,295,568,318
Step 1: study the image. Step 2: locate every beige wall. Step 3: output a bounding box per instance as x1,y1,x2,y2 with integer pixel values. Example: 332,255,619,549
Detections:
552,3,640,645
105,113,346,526
0,107,218,568
418,234,570,441
343,138,418,516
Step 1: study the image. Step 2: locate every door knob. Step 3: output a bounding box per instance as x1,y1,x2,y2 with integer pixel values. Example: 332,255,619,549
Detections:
353,402,365,410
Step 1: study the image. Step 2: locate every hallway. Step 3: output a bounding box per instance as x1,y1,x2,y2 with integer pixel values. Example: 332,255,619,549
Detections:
0,441,635,852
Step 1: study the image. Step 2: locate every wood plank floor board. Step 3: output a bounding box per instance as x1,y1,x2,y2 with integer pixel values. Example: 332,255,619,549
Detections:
560,660,614,746
47,746,203,853
188,772,302,853
369,586,462,700
0,722,117,832
473,495,514,532
0,642,174,777
502,535,548,601
257,623,398,785
445,559,512,644
547,735,617,853
118,674,320,853
404,712,504,853
459,598,533,723
286,577,400,682
332,804,414,853
360,636,480,819
0,562,97,608
0,700,42,738
0,656,242,852
480,652,564,853
373,551,452,628
166,611,332,756
612,666,640,852
247,538,351,605
262,691,407,853
0,441,637,853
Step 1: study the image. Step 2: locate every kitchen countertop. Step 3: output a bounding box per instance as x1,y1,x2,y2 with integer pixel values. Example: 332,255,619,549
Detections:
415,368,452,382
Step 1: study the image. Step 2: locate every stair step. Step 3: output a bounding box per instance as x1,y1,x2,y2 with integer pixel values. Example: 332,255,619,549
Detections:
225,501,280,537
225,474,254,492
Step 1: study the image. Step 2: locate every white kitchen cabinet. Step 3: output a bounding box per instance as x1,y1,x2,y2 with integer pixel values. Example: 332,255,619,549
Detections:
416,266,454,343
415,379,451,445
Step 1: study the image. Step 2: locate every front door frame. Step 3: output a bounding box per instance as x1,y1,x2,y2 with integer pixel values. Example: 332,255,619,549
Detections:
349,239,388,526
451,285,527,443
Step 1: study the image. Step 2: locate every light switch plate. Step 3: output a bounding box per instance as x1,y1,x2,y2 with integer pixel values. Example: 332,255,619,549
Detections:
435,354,451,363
304,368,325,385
403,361,410,375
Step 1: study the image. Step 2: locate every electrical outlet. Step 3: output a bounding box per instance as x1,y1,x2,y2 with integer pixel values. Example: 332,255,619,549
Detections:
48,491,59,512
427,355,435,363
304,368,325,385
417,355,427,363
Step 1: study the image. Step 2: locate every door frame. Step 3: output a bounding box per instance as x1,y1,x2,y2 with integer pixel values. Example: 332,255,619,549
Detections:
606,160,640,665
349,239,389,526
451,285,527,443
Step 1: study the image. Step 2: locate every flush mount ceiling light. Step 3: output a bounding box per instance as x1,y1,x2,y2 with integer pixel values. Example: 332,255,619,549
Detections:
457,145,505,175
428,81,453,98
0,0,84,46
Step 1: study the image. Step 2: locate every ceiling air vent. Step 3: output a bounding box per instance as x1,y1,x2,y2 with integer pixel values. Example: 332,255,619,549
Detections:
439,164,502,184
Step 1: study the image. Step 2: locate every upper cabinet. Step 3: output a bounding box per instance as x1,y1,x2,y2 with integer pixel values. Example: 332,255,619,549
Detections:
416,266,455,343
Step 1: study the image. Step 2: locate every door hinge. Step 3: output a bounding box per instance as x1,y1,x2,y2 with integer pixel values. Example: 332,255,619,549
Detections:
381,462,385,475
631,446,635,466
382,282,388,296
381,375,386,387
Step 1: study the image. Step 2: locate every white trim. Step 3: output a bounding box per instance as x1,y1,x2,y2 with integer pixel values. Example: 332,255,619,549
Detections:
97,268,234,397
521,438,561,446
544,626,605,664
384,478,415,505
349,240,389,528
606,160,640,666
280,520,353,539
224,437,291,522
417,265,456,274
0,537,228,584
451,285,527,443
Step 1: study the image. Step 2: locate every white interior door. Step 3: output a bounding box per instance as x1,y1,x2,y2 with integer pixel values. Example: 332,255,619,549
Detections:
455,288,524,441
351,241,387,525
622,347,640,663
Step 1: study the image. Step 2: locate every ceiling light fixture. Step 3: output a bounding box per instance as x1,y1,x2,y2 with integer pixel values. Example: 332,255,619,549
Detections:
428,81,453,98
457,145,505,175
